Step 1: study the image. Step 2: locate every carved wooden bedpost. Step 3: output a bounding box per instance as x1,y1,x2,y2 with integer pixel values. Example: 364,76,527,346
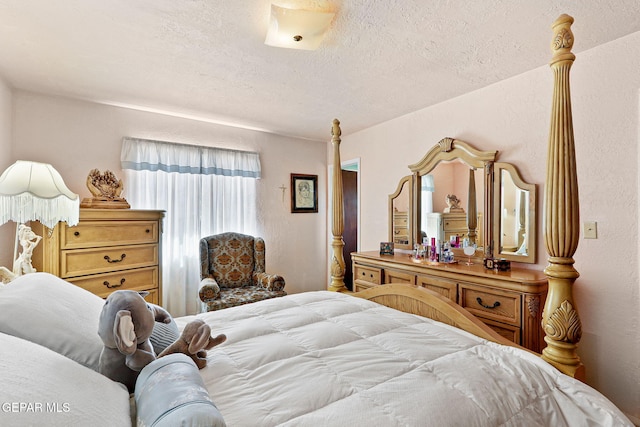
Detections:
541,14,584,379
329,119,348,292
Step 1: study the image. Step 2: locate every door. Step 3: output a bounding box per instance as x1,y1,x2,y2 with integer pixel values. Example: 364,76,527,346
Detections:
342,169,358,291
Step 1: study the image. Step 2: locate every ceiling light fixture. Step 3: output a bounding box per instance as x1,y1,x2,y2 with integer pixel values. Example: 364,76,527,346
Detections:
264,4,335,50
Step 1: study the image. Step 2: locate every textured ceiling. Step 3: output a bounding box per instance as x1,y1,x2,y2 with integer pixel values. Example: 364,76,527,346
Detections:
1,1,639,141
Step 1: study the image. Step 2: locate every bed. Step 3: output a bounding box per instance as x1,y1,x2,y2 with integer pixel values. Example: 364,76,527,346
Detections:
0,14,633,427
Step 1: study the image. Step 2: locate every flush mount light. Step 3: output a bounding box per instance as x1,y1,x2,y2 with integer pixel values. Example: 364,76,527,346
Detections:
264,4,335,50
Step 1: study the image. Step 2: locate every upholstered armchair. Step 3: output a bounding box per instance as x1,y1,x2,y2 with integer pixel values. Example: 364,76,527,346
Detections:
198,232,286,312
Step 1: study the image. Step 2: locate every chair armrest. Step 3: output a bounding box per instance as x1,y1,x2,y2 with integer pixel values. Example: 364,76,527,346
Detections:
198,278,221,302
253,272,285,291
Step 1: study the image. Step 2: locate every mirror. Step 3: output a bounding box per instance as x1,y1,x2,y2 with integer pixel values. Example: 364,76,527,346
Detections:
409,138,496,261
388,137,537,264
388,175,413,250
419,162,485,248
493,162,536,263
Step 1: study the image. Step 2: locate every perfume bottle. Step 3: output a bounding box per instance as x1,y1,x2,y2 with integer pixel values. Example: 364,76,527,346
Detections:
443,241,451,263
430,237,437,261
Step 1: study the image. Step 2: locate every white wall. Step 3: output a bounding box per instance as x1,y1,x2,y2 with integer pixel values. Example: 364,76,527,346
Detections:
340,33,640,418
0,77,13,265
2,90,329,296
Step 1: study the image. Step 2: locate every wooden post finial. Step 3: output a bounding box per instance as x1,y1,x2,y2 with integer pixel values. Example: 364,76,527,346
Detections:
332,118,341,138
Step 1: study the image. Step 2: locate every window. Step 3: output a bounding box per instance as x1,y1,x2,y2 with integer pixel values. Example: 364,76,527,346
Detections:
121,138,261,316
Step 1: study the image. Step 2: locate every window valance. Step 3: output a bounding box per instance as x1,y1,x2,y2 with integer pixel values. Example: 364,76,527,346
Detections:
121,137,261,178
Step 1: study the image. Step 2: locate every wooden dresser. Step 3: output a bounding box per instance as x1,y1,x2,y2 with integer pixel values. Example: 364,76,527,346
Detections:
32,209,164,305
352,251,547,352
392,210,409,245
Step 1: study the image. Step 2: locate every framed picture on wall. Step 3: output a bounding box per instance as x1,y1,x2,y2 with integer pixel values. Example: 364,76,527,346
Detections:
291,173,318,213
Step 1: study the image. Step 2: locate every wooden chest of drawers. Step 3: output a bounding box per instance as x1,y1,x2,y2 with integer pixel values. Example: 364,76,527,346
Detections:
392,211,409,245
351,251,547,352
425,212,484,246
32,209,164,305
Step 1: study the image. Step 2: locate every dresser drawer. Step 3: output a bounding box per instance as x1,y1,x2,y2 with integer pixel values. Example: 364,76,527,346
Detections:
482,318,521,345
385,269,415,285
354,264,382,285
144,288,160,305
416,275,456,301
394,217,408,227
354,281,375,292
443,217,467,231
67,267,159,298
61,221,159,249
459,284,521,326
60,244,159,278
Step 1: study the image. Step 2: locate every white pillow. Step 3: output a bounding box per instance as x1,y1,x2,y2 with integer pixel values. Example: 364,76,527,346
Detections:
0,331,132,426
0,272,105,371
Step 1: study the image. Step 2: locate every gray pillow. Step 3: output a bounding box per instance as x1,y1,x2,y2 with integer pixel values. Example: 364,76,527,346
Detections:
149,314,180,355
135,353,226,427
0,272,105,371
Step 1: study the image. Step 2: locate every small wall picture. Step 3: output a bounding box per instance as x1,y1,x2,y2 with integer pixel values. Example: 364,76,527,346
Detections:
291,173,318,213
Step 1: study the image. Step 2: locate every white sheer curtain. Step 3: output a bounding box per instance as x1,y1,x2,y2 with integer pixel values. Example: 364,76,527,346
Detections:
421,174,435,238
121,138,260,316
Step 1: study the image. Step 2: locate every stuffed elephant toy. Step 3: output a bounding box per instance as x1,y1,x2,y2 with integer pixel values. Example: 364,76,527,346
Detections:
98,290,172,392
158,319,226,369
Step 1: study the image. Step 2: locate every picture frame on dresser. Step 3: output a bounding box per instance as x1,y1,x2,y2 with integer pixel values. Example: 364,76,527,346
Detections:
291,173,318,213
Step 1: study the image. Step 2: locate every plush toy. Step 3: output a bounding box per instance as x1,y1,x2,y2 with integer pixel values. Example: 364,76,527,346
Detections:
158,319,226,369
98,290,172,392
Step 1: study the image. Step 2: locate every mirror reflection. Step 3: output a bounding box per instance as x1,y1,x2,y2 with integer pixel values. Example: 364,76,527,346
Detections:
494,162,536,263
419,161,484,251
500,170,527,254
389,175,412,249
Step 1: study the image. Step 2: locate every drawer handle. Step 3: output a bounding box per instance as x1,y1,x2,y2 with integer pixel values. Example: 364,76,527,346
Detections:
476,297,501,309
103,278,126,289
104,253,126,263
74,231,80,236
146,229,151,233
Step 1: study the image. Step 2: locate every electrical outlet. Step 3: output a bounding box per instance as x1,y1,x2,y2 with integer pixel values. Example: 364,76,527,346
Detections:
583,221,597,239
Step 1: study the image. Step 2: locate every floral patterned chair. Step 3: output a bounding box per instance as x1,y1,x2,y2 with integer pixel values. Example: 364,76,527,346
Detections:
198,232,286,312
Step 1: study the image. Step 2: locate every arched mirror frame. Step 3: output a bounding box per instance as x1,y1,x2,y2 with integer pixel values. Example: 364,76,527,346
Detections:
388,175,414,251
408,138,498,260
493,162,537,263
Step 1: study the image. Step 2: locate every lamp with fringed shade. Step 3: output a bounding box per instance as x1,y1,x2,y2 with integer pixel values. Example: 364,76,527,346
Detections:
0,160,79,282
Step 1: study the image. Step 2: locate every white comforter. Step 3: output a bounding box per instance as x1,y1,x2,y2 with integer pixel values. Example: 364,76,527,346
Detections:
176,291,631,427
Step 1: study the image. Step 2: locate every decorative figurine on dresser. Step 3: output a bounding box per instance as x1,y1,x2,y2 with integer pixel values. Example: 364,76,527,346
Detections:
31,169,164,305
80,169,130,209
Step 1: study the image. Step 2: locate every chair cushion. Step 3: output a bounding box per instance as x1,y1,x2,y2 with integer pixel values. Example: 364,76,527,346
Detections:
202,286,287,312
209,233,255,288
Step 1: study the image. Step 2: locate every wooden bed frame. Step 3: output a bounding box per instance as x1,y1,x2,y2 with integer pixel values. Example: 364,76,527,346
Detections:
328,14,584,379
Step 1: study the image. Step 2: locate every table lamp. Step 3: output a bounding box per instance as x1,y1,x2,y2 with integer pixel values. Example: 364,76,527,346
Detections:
0,160,79,283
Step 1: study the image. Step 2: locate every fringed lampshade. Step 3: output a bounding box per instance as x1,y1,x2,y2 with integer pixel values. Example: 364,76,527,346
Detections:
0,160,79,229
